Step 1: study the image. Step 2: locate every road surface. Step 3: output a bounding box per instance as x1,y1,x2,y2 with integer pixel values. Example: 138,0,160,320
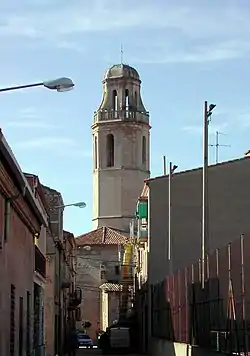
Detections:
76,347,141,356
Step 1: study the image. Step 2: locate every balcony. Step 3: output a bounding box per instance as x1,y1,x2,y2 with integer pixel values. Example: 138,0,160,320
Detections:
35,246,46,279
93,109,149,124
68,287,82,310
138,225,148,242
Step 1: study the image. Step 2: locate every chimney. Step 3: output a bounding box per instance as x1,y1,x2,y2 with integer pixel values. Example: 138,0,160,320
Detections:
244,150,250,157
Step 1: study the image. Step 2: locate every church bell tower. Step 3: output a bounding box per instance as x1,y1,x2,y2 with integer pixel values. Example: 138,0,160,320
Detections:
92,64,150,232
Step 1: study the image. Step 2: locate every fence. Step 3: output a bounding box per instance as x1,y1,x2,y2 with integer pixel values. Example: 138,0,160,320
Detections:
151,234,250,354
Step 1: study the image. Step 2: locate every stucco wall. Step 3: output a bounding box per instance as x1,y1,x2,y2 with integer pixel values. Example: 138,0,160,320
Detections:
92,122,150,232
108,292,120,325
76,244,120,339
44,256,55,356
148,157,250,284
0,194,35,356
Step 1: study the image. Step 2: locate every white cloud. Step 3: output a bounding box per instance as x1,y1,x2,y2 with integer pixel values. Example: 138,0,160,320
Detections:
13,136,91,158
19,107,37,116
14,136,76,148
1,2,246,39
0,1,249,63
182,122,229,136
124,39,250,64
5,121,58,129
57,41,87,53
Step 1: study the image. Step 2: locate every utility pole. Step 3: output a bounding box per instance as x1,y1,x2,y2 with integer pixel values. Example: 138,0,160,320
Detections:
209,131,230,163
168,161,178,276
202,101,216,289
163,155,167,175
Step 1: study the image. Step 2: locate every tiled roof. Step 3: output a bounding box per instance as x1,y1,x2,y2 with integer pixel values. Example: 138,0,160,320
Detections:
99,283,133,292
75,226,128,246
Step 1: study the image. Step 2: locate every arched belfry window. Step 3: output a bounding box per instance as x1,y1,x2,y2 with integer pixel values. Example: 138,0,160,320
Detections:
135,91,137,108
113,90,118,111
142,136,146,165
125,89,129,118
107,134,114,167
94,136,98,169
113,90,118,119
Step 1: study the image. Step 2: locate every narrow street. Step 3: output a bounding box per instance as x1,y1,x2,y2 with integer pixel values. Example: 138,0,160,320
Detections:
76,347,140,356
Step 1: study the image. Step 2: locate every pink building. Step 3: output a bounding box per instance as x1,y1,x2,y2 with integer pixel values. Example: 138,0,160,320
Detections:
0,130,46,356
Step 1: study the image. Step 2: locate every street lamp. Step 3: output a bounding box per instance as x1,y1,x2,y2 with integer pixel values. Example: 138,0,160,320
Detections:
50,201,86,241
55,201,87,209
168,161,178,276
0,77,75,93
202,101,216,288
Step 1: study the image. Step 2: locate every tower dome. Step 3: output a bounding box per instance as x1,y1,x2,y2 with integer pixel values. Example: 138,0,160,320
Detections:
104,64,140,81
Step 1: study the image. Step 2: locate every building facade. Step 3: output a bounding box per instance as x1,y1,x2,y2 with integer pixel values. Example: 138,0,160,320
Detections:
0,130,46,356
99,283,122,331
92,63,150,232
147,156,250,284
62,230,79,341
42,185,65,356
144,155,250,356
76,227,127,339
25,173,49,356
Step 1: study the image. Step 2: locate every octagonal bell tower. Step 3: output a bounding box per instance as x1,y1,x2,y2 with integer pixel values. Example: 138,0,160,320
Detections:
92,64,150,232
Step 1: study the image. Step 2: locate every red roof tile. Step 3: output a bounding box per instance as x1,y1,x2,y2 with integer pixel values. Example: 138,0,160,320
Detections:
75,226,128,246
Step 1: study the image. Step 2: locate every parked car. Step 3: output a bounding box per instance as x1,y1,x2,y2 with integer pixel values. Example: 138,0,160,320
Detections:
77,333,93,348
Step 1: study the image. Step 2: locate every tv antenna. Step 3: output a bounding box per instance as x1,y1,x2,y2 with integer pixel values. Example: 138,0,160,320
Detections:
209,131,231,163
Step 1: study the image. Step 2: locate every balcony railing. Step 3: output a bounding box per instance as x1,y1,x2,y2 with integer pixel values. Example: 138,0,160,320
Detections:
68,287,82,310
35,246,46,278
93,109,149,123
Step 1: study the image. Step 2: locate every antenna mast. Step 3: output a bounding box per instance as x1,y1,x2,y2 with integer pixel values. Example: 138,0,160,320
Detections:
209,131,231,163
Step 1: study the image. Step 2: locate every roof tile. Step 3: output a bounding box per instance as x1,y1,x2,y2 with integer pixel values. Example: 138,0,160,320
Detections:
75,226,128,246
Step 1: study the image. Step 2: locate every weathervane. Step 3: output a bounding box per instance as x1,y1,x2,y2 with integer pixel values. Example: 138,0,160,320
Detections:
120,44,124,64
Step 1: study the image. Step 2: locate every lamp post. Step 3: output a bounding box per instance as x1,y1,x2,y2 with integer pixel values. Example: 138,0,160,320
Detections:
0,77,75,93
168,161,178,276
202,101,216,289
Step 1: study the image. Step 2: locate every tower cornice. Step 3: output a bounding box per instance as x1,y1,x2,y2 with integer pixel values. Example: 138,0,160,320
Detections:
91,120,151,131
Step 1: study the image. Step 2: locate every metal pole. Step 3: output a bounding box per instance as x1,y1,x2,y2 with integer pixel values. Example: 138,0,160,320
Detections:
168,162,173,275
57,207,63,354
163,156,166,175
0,82,43,92
202,101,209,289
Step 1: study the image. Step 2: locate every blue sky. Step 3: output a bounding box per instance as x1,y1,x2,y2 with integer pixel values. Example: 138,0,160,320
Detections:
0,0,250,236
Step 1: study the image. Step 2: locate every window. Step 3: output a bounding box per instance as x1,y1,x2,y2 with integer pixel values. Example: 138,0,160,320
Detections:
115,265,120,275
10,284,15,356
135,91,137,108
19,297,23,356
4,198,10,242
26,292,31,356
113,90,118,111
94,136,98,169
125,89,129,118
142,136,146,165
106,134,114,167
